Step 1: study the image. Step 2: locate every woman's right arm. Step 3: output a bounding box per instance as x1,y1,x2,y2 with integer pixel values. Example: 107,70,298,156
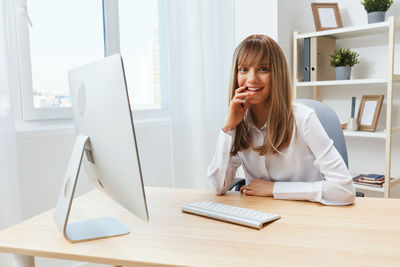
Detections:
207,129,242,195
208,86,253,194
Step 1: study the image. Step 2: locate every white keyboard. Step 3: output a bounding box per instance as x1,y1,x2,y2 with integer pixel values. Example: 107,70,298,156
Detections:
181,201,280,229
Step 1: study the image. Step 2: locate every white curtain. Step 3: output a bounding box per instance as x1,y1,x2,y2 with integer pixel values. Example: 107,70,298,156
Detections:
0,0,22,232
166,0,235,188
0,1,22,266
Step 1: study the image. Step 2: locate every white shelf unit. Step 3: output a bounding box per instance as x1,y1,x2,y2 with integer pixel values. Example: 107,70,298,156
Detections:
293,16,400,196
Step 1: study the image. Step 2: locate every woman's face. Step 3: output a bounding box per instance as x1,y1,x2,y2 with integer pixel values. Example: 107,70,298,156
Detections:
237,64,271,104
237,62,271,105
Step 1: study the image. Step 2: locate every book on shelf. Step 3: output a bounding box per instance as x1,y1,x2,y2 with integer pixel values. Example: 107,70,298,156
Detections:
352,173,393,188
362,174,384,180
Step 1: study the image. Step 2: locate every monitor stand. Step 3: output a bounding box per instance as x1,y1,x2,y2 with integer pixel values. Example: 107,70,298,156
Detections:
54,134,130,242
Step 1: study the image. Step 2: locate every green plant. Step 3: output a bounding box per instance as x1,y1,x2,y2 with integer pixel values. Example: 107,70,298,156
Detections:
329,48,360,67
361,0,393,13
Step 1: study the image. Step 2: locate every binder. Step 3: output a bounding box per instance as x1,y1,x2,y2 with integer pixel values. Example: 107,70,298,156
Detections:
310,37,336,81
304,38,310,82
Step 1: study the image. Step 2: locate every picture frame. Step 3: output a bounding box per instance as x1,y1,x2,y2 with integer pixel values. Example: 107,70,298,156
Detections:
357,95,384,132
311,3,343,31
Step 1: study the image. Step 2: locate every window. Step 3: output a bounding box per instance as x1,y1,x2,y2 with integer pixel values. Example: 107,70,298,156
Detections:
105,0,169,111
14,0,168,121
16,0,104,120
119,0,160,110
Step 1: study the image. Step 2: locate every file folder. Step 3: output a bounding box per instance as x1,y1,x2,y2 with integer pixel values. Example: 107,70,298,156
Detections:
304,38,310,82
310,37,336,81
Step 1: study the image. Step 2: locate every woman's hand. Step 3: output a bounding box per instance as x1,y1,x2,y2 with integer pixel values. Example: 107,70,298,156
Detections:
222,86,254,132
239,178,274,197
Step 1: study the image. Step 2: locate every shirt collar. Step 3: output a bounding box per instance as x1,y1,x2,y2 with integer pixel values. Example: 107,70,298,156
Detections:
245,109,267,131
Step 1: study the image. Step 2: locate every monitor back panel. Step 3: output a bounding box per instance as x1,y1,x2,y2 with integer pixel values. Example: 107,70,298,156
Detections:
68,54,149,222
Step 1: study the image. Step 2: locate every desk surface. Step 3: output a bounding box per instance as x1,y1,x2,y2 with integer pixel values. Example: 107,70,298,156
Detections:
0,187,400,266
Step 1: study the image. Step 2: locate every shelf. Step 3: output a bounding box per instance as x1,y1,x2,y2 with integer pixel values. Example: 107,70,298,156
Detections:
354,177,400,192
393,74,400,81
354,183,384,192
343,130,386,138
343,128,400,138
296,18,400,40
390,177,400,187
296,78,391,87
392,128,400,135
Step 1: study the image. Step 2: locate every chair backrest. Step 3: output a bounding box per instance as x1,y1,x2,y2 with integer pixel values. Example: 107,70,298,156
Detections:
297,99,348,168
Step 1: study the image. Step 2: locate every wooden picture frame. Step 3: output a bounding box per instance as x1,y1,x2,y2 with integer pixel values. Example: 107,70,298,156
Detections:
357,95,384,132
311,3,343,31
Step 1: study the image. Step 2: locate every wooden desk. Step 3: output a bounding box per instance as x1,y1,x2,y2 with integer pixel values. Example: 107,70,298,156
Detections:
0,187,400,266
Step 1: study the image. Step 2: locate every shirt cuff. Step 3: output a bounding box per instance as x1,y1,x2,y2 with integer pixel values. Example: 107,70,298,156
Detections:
215,128,235,166
273,181,323,202
221,128,236,138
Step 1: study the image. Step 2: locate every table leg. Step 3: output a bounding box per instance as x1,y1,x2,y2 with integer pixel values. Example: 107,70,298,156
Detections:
12,255,35,267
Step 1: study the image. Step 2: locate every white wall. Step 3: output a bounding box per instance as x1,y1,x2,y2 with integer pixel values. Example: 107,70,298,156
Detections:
233,0,315,85
278,0,315,75
234,0,278,45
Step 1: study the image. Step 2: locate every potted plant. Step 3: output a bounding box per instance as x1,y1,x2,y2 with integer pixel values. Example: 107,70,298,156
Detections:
329,48,360,80
361,0,393,24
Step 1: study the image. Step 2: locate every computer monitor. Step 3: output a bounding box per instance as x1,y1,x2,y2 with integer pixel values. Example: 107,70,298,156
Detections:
54,54,149,242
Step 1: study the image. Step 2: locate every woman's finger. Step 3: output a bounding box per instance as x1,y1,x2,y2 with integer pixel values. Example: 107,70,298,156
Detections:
233,91,254,100
244,190,255,196
235,86,247,95
239,185,250,193
231,99,246,106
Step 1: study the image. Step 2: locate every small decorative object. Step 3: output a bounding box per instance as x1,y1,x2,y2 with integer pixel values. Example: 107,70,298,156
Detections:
357,95,384,132
361,0,393,24
329,48,360,80
311,3,343,31
346,96,358,131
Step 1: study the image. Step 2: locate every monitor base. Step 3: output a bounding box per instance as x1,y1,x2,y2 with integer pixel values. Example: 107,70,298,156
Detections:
54,134,130,243
66,217,129,242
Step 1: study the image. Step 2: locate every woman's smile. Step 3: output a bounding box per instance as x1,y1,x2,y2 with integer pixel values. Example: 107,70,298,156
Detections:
246,87,264,92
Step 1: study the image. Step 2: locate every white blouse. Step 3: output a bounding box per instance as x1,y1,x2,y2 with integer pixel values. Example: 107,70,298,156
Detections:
207,103,355,205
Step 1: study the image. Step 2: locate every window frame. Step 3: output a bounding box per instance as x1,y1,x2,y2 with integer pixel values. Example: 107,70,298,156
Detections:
12,0,169,122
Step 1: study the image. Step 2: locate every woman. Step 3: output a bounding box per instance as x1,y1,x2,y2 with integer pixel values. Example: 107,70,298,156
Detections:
207,34,355,205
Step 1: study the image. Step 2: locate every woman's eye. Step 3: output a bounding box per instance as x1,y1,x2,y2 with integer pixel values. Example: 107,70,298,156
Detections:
239,67,248,72
259,67,269,72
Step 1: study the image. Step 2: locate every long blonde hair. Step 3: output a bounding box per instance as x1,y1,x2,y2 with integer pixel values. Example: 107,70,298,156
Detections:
230,34,295,155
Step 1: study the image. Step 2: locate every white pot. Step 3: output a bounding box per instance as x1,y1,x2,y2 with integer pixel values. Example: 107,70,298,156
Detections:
368,11,385,24
335,66,351,80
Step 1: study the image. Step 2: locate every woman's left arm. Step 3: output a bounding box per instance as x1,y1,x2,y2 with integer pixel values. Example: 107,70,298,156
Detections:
274,111,355,205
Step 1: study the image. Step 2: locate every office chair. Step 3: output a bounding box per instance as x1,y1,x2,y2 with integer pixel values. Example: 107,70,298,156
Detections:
229,99,364,197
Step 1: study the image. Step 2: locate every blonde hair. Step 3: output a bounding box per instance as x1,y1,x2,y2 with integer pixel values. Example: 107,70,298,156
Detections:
229,34,295,155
